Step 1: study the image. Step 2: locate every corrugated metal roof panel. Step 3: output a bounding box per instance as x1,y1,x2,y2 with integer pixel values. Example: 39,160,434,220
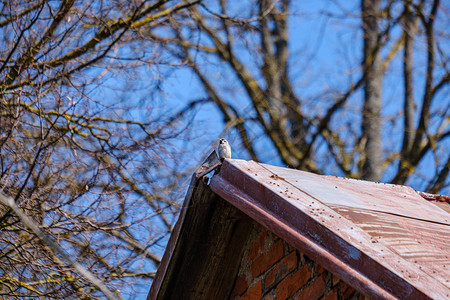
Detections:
210,159,450,299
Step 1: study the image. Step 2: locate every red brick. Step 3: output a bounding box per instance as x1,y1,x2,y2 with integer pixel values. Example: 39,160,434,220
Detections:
271,232,281,241
288,244,296,252
294,274,326,300
231,275,248,298
251,240,284,278
299,253,307,265
276,265,311,300
262,292,275,300
264,251,298,290
241,280,262,300
332,274,340,286
249,231,267,261
313,263,325,275
322,287,338,300
341,281,356,299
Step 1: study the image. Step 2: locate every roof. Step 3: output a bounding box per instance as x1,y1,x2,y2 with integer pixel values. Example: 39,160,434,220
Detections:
149,157,450,300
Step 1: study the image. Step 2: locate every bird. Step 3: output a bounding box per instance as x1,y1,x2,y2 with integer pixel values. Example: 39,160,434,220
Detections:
217,138,231,161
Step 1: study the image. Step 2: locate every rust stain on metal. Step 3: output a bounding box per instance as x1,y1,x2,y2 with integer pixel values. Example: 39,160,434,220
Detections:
417,190,450,203
210,159,450,300
270,174,284,180
262,163,449,225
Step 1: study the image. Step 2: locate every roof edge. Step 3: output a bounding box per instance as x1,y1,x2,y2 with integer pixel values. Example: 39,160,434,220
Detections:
210,159,449,300
210,174,397,300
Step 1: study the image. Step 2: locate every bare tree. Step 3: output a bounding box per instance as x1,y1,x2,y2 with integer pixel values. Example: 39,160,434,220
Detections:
0,0,199,298
1,0,448,298
145,0,448,192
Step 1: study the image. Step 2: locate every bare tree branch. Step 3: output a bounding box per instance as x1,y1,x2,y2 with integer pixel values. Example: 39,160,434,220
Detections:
0,192,119,300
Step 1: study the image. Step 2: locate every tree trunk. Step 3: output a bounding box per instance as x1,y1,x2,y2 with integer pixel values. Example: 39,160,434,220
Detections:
361,0,382,181
401,3,416,156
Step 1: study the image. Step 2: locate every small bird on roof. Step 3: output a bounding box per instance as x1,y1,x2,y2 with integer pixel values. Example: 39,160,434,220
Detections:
218,138,231,161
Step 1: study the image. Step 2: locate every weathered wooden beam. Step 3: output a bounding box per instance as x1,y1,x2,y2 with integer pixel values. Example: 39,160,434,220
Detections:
153,176,254,300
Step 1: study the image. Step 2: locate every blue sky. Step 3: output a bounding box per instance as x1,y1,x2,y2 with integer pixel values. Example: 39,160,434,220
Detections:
142,0,449,192
86,1,449,297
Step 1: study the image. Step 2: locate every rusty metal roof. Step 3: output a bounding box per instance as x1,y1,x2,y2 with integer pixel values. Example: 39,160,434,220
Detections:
210,159,450,299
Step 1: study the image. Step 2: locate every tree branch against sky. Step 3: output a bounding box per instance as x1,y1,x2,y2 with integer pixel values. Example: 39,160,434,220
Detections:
0,0,199,298
145,0,448,190
0,0,448,298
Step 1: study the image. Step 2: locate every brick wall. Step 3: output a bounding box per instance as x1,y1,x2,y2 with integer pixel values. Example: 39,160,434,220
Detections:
230,223,367,300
